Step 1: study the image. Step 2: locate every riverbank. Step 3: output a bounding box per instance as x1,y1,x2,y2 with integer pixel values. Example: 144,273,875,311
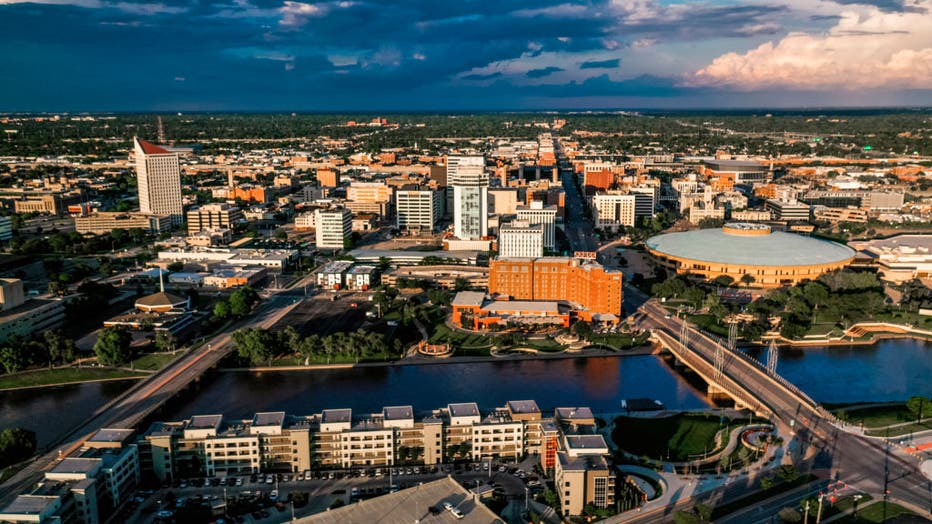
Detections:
0,368,145,392
221,344,658,372
776,321,932,347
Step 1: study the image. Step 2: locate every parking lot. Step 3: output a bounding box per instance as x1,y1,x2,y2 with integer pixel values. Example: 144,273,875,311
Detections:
127,459,547,524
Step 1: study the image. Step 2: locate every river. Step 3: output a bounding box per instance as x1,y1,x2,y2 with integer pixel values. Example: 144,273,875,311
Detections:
1,339,930,448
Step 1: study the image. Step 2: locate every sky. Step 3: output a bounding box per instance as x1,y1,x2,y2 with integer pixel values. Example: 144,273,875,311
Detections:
0,0,930,111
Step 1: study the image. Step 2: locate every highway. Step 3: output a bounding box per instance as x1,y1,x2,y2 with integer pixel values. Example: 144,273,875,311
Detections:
620,301,932,522
0,273,317,507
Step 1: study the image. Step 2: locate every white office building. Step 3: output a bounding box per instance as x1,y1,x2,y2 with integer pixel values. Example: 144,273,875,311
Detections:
592,192,636,231
498,221,544,258
134,137,183,226
516,201,557,249
448,156,488,240
395,187,443,232
315,208,352,249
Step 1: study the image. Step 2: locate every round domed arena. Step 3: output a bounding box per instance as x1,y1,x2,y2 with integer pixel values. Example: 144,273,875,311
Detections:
645,223,856,288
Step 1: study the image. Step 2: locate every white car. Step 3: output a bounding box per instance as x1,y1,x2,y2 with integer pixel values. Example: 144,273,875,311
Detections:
442,502,454,512
451,508,465,519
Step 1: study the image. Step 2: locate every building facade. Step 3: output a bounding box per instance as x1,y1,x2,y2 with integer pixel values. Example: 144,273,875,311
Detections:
74,212,172,235
134,138,183,226
448,156,489,240
498,221,544,258
592,193,636,231
395,187,443,232
489,257,624,320
516,201,557,249
315,209,352,249
186,204,244,234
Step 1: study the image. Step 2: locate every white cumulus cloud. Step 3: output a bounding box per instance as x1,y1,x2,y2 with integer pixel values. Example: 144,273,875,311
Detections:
279,1,323,27
691,0,932,90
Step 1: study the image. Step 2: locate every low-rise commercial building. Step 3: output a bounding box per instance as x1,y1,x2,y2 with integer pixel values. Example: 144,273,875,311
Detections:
381,265,489,290
74,212,172,235
765,199,811,222
451,291,570,330
186,204,244,234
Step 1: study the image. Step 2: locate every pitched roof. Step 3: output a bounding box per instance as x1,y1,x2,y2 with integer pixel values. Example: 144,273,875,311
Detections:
135,137,171,155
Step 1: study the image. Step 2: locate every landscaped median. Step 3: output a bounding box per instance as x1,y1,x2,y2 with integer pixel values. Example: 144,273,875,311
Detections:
0,367,146,391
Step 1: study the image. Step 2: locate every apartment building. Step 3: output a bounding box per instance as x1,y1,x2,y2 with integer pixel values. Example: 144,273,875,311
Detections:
489,257,624,320
138,412,313,482
592,192,636,231
516,201,557,249
315,208,352,249
555,437,616,517
498,221,544,258
0,428,139,524
186,204,244,234
74,212,172,235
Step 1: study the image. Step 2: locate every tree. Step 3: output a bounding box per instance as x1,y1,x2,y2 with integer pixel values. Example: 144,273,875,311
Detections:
44,330,75,365
572,321,593,339
94,327,133,366
760,476,775,490
167,262,184,272
740,273,756,288
231,328,280,366
907,396,930,421
154,331,178,353
213,300,231,320
776,464,800,483
229,286,259,317
0,345,25,374
0,427,37,468
713,275,735,288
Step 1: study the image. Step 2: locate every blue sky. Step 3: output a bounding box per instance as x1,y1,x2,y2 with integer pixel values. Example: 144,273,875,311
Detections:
0,0,930,110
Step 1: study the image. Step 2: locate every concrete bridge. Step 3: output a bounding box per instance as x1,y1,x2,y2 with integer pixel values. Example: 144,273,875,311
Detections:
635,300,833,431
623,299,931,523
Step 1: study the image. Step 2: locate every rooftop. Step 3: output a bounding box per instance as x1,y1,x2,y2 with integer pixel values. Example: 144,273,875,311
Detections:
87,428,134,444
448,403,480,418
451,291,485,307
49,457,100,476
0,495,59,516
383,406,414,420
322,409,352,424
646,227,855,267
252,412,286,427
295,476,503,524
481,300,561,314
506,400,540,415
555,407,594,421
188,414,223,429
136,138,171,155
565,434,608,450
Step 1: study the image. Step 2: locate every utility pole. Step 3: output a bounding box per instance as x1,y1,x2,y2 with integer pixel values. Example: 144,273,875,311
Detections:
816,493,824,523
803,500,810,524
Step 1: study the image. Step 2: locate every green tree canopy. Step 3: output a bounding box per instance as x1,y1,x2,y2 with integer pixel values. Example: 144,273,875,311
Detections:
94,326,133,366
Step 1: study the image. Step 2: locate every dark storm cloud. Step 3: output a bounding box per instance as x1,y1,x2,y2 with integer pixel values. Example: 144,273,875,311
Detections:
526,67,564,78
580,59,621,69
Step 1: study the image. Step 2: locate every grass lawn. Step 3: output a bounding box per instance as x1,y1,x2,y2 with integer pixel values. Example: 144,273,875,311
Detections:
612,413,728,461
836,404,923,429
589,332,649,350
866,421,932,437
835,501,915,523
130,352,181,371
688,314,729,337
0,367,145,390
429,323,494,348
521,338,564,352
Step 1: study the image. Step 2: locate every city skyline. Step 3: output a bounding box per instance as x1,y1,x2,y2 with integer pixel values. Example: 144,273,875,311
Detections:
0,0,930,111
